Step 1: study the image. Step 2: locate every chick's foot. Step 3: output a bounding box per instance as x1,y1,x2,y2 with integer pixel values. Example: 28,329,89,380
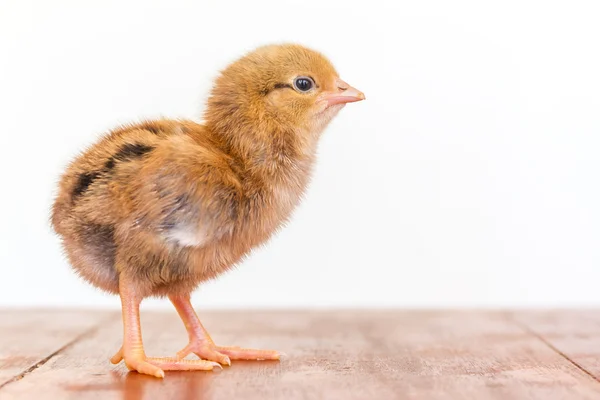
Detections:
110,346,220,378
177,340,280,363
169,294,281,364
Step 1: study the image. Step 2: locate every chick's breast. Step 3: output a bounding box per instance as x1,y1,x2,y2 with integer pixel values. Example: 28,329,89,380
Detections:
51,121,244,295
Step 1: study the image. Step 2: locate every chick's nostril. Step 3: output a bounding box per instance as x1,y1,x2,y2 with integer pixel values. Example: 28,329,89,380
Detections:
336,78,350,91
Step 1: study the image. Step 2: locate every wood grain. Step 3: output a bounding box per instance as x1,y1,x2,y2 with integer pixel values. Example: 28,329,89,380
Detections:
1,310,600,399
0,309,112,387
513,310,600,381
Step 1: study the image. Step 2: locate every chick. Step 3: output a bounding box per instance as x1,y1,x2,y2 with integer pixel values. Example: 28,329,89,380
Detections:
51,44,365,378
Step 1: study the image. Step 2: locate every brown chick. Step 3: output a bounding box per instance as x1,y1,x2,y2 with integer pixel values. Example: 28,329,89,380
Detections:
51,43,365,378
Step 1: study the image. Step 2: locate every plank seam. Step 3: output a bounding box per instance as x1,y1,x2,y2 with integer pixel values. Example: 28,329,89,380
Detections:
509,314,600,384
0,314,116,390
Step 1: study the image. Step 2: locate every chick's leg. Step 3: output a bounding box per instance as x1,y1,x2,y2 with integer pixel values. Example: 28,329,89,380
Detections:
110,277,220,378
170,294,280,363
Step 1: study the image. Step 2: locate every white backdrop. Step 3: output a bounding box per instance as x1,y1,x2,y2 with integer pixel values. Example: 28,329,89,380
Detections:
1,0,598,309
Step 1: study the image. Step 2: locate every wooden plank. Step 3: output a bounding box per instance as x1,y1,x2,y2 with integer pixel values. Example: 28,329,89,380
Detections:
0,309,112,387
2,310,600,399
512,310,600,381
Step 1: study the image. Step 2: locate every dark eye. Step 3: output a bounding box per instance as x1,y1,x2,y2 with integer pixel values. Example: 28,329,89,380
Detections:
293,76,314,92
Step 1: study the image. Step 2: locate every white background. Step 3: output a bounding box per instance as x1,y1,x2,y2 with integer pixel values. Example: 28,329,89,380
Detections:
1,0,599,310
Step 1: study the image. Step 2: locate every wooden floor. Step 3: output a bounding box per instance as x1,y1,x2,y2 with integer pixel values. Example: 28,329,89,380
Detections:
1,310,600,399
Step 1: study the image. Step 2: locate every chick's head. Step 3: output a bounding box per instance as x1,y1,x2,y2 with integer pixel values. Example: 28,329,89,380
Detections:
205,44,364,141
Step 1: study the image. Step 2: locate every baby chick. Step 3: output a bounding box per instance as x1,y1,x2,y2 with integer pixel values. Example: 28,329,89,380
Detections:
51,44,365,378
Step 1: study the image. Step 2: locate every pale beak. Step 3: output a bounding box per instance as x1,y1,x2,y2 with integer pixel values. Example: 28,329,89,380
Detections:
322,78,366,107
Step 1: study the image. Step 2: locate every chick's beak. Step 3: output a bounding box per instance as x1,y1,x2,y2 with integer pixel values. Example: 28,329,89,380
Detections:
322,78,366,107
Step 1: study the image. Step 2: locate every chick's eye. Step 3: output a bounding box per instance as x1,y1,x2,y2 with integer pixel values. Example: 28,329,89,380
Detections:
294,77,314,92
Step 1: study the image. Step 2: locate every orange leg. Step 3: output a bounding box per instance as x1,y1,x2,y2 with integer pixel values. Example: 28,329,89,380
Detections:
110,277,220,378
169,294,281,364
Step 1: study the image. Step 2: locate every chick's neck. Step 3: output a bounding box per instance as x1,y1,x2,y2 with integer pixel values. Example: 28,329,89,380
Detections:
205,113,318,182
